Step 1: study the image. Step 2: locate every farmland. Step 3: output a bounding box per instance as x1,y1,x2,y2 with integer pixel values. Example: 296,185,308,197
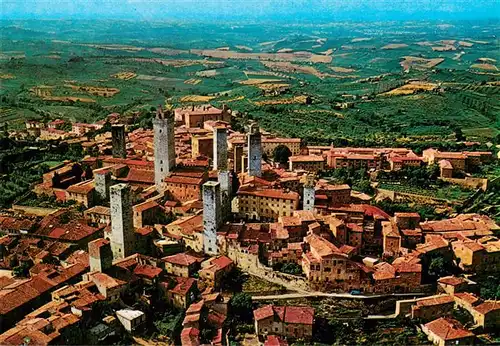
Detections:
0,19,498,145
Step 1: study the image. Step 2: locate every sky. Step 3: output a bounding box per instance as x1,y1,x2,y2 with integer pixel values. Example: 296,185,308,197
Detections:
2,0,500,21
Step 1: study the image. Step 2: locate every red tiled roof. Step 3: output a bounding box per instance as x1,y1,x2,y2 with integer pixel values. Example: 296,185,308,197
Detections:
126,169,155,184
133,264,162,279
289,155,325,163
169,277,196,296
284,306,314,325
165,176,203,185
424,318,474,341
454,292,481,306
133,200,159,213
211,256,233,270
164,253,199,267
473,301,500,315
253,305,274,321
438,276,466,286
265,335,288,346
416,295,454,307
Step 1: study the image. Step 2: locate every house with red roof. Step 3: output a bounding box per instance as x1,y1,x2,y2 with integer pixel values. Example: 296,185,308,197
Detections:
253,305,314,340
163,252,201,278
163,277,197,309
421,317,474,346
199,256,234,290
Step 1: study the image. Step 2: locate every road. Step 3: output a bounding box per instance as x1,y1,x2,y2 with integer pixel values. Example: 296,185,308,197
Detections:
251,292,428,301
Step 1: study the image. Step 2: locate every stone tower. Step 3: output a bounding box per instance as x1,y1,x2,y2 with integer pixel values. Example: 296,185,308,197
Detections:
88,238,113,273
111,124,126,159
203,181,221,256
110,183,134,260
218,170,231,219
303,174,315,211
233,145,244,173
94,169,112,202
213,127,228,171
247,124,262,177
153,105,176,191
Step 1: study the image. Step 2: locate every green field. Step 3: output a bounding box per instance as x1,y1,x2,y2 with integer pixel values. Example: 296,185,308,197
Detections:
0,20,499,145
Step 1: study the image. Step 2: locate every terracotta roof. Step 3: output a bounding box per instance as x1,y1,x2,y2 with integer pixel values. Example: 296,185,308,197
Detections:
416,295,454,307
284,306,314,325
85,205,111,215
126,168,155,184
473,301,500,315
238,187,299,201
164,253,199,267
90,272,126,289
289,155,325,163
169,277,196,296
423,318,474,341
165,176,203,185
133,264,162,279
265,335,288,346
253,305,314,325
438,276,466,286
253,305,274,321
454,292,481,306
66,181,95,194
211,256,233,270
133,200,159,213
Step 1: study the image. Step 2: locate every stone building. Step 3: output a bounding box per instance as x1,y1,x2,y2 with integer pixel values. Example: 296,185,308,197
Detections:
111,124,126,159
154,106,176,190
262,137,301,157
175,104,231,128
302,175,315,211
236,186,300,221
421,318,474,346
253,305,314,340
248,124,262,177
66,181,95,207
133,200,161,228
88,238,113,273
94,168,112,202
109,183,135,260
191,135,213,159
203,181,222,255
213,127,228,171
289,155,325,173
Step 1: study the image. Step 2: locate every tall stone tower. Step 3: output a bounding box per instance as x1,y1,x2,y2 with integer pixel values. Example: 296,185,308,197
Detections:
247,124,262,177
153,105,176,190
111,124,126,159
110,183,134,260
203,181,221,256
213,127,228,171
94,169,112,202
218,170,231,219
303,174,316,211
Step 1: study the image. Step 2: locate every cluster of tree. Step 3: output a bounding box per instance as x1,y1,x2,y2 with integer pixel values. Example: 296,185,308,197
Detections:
314,316,427,345
273,262,303,275
372,199,443,221
378,165,440,188
323,167,374,195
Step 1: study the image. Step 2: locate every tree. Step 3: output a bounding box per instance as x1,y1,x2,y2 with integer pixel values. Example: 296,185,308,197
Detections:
229,293,253,322
428,254,455,278
273,145,292,164
281,263,302,275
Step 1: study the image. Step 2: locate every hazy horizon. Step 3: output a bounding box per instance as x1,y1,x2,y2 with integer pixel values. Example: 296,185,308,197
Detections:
3,0,500,22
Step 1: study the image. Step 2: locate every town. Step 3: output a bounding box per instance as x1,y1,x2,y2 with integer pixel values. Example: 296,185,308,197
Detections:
0,102,498,346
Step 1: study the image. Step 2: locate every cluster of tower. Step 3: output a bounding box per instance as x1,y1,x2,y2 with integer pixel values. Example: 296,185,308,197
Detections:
106,106,266,257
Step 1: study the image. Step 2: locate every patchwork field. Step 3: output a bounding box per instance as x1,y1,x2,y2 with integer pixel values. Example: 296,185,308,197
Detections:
0,19,497,145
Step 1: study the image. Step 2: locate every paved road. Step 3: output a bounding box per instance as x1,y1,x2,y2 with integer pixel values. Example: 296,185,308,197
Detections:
251,292,428,301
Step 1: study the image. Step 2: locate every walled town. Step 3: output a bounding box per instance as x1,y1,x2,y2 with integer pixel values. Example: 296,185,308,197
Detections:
0,103,499,346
